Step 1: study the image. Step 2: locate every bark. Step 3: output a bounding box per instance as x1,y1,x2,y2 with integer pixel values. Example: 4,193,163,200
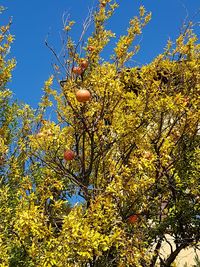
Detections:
150,238,163,267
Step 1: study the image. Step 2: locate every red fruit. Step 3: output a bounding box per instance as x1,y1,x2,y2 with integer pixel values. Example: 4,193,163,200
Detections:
72,66,83,75
76,89,91,103
80,60,89,69
64,150,75,161
127,215,138,224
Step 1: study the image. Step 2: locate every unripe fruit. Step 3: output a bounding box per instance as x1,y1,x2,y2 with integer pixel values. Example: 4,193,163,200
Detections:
64,150,75,161
87,45,95,52
76,89,91,103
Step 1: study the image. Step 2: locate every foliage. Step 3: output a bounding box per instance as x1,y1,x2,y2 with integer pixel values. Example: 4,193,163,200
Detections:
0,1,200,266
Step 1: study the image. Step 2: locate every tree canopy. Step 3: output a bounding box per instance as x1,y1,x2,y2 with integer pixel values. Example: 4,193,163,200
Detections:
0,1,200,266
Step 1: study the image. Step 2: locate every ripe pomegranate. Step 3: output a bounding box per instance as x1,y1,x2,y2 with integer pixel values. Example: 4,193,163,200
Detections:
127,215,138,224
72,66,83,75
76,89,91,103
64,150,75,161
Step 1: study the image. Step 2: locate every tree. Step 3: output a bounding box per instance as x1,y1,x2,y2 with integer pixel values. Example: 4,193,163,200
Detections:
0,1,200,266
0,7,38,266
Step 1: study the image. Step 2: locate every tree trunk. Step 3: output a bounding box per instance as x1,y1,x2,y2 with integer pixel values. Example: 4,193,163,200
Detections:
150,238,163,267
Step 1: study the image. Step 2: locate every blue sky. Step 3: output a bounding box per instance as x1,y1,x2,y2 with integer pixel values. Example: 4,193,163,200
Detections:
1,0,199,108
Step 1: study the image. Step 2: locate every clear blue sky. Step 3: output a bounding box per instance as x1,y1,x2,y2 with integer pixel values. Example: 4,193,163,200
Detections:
1,0,199,108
